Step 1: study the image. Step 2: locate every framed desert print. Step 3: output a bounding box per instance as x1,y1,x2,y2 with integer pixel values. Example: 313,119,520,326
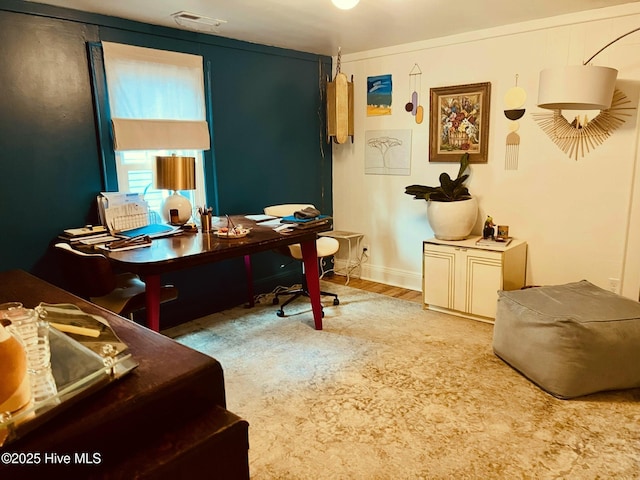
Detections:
429,82,491,163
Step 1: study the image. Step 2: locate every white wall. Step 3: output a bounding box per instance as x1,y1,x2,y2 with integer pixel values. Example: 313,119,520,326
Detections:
331,3,640,299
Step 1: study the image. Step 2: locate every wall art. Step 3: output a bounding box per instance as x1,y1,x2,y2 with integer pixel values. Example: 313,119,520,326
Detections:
429,82,491,163
405,64,424,124
503,75,527,170
532,89,634,161
365,129,412,175
367,74,392,116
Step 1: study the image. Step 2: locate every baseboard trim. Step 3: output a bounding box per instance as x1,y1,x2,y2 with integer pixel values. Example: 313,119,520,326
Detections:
333,259,421,292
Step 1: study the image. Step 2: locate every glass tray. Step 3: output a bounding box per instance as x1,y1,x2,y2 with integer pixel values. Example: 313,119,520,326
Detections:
0,304,138,447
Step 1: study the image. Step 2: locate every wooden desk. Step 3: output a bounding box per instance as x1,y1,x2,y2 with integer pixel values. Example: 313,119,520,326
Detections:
101,216,331,332
0,270,249,479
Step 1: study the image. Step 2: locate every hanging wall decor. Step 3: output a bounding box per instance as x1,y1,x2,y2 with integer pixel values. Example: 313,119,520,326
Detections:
503,74,526,170
405,64,424,124
367,74,392,116
532,89,633,161
327,48,354,144
429,82,491,163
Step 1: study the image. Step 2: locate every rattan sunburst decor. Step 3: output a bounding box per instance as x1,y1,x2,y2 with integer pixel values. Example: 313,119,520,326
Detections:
532,89,634,161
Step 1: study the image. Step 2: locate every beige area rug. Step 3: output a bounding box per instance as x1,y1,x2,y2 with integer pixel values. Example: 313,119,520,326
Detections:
164,281,640,479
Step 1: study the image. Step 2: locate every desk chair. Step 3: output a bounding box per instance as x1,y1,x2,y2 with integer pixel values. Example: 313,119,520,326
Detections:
264,204,340,317
53,243,178,320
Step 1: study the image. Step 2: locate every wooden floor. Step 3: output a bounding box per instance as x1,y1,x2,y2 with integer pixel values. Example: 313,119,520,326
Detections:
323,274,422,304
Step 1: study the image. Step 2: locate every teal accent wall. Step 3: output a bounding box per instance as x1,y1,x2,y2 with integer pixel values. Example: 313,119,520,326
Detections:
0,1,332,327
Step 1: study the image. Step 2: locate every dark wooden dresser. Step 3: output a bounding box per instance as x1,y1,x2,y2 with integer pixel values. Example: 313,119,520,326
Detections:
0,270,249,479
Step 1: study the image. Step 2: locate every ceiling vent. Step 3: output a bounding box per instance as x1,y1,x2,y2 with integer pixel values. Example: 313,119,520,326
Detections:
171,11,227,32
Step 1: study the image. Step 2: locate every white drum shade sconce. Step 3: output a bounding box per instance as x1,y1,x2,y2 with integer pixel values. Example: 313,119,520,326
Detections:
534,28,639,160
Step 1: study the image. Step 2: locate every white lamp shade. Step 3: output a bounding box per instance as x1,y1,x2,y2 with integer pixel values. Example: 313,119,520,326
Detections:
537,65,618,110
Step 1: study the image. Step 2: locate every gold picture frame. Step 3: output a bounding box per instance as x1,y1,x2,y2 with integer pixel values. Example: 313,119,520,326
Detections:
429,82,491,163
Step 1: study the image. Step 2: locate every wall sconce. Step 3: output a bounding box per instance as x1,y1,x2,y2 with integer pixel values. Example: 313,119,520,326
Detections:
327,48,354,144
534,27,639,159
155,155,196,225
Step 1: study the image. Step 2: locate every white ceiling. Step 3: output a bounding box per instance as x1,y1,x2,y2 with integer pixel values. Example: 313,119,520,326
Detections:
25,0,640,55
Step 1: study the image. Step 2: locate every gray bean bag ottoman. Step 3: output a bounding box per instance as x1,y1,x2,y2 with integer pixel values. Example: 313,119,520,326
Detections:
493,280,640,399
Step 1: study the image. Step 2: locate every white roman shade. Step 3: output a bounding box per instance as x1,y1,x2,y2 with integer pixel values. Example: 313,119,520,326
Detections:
102,41,210,151
111,119,209,151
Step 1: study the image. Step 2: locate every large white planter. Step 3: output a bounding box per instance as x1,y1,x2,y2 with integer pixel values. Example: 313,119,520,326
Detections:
427,197,478,240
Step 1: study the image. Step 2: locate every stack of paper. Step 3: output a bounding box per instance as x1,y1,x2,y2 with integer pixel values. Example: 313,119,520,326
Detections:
97,192,177,238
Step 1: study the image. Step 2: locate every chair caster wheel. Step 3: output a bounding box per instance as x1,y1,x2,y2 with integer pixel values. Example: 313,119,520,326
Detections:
272,297,280,305
333,298,340,306
276,310,285,317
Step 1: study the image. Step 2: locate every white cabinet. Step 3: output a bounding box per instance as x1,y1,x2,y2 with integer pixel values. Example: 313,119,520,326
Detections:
423,236,527,323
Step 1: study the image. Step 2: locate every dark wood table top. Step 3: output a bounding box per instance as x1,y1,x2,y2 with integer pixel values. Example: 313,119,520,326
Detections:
0,270,237,475
101,215,331,275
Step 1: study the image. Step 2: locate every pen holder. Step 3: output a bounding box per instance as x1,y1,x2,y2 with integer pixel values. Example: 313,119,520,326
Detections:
200,213,212,233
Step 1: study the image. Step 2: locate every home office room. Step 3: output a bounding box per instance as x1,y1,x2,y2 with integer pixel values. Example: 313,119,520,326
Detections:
2,0,640,478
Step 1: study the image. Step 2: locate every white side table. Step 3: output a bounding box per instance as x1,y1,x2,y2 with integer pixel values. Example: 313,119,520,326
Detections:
318,230,364,284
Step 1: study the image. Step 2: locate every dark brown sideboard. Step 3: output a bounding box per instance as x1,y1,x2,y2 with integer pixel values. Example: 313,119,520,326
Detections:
0,270,249,479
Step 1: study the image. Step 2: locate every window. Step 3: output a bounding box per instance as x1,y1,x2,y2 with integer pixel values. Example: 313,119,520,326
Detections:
101,42,210,220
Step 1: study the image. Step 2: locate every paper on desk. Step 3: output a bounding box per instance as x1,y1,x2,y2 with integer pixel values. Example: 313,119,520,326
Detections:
260,218,285,227
244,214,277,222
98,192,149,233
97,242,152,252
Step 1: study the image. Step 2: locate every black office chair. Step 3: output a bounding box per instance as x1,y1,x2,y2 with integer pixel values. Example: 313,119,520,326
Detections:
53,243,178,319
264,204,340,317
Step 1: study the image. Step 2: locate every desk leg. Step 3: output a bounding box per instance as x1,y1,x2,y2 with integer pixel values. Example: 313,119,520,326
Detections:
145,274,161,332
300,240,323,330
244,255,254,308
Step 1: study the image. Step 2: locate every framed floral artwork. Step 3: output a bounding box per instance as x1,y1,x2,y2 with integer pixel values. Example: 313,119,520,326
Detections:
429,82,491,163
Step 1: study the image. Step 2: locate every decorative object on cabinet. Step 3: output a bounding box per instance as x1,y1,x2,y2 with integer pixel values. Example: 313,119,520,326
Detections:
365,129,412,175
534,27,640,160
405,64,424,124
326,48,354,144
429,82,491,163
423,237,527,322
482,216,495,239
504,74,526,170
496,225,509,240
367,74,392,116
404,153,478,240
532,89,633,161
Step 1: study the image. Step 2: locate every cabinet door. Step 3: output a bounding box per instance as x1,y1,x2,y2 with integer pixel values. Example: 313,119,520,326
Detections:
423,247,455,309
465,250,502,318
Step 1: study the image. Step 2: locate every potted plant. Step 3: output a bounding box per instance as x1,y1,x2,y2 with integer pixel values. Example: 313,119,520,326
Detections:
404,153,478,240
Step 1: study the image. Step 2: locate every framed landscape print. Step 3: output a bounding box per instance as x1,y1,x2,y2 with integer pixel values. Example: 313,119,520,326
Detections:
429,82,491,163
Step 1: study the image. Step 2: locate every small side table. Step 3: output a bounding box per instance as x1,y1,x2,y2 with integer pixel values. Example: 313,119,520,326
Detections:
318,230,364,284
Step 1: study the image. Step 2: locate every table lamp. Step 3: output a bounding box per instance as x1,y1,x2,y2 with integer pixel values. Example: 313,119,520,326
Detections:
155,154,196,225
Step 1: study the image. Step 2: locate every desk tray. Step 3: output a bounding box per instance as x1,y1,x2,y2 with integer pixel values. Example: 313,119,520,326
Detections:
0,304,138,446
